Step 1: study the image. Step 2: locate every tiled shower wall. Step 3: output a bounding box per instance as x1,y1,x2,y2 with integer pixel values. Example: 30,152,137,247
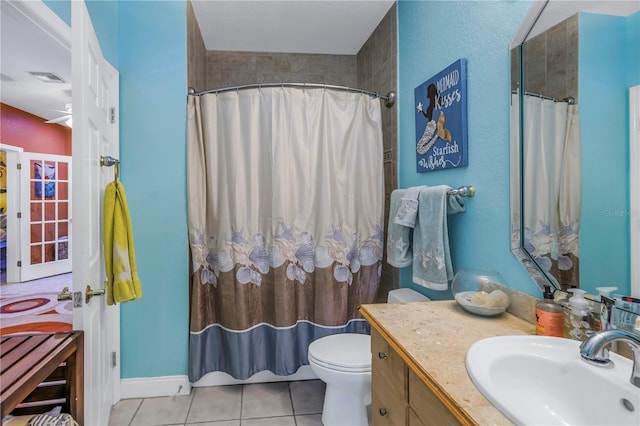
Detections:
358,3,398,301
187,1,206,91
186,3,399,300
511,14,578,103
204,52,357,89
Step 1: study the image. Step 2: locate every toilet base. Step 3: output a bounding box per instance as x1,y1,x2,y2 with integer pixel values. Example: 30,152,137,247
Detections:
321,384,370,426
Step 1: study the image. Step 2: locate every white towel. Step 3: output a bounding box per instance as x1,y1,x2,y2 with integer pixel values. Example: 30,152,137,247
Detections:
387,187,421,267
412,186,465,290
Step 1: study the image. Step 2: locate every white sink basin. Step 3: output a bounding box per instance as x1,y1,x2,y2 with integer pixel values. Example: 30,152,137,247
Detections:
466,335,640,425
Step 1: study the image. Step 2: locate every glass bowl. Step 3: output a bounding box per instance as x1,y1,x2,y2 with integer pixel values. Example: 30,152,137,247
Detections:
452,269,510,317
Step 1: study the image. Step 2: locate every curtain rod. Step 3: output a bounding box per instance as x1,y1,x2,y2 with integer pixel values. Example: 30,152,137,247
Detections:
512,89,575,105
188,83,396,108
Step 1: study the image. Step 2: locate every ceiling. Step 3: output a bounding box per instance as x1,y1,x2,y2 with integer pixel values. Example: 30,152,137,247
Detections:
0,0,72,122
2,0,637,123
191,0,395,55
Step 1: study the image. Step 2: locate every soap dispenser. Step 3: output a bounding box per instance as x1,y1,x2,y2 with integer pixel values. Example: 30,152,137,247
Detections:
563,288,592,341
535,285,563,337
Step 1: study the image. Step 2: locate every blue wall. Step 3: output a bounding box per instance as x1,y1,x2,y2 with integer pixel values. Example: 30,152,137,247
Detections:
579,12,631,294
397,0,538,299
45,0,189,379
629,12,640,87
117,1,188,379
43,0,70,25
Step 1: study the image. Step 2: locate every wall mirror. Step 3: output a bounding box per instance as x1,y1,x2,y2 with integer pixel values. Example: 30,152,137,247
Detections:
510,0,640,297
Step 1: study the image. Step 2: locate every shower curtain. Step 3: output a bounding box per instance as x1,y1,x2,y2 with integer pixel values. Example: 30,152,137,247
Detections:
521,94,581,289
187,87,384,382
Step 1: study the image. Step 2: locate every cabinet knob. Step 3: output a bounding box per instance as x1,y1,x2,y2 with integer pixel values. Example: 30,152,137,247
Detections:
379,408,388,416
378,352,388,360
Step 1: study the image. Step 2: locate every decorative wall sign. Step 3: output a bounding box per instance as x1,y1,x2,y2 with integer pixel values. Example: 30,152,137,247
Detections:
414,59,468,172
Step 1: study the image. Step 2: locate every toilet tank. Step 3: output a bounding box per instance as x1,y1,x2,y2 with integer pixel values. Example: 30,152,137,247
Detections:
387,288,430,303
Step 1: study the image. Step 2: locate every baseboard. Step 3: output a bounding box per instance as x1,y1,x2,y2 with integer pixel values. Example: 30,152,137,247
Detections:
192,365,318,387
120,366,318,397
120,375,192,399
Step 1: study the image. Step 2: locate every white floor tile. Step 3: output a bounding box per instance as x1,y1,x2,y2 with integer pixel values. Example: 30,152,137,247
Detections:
240,416,296,426
130,394,193,425
187,385,242,423
108,398,142,426
295,414,323,426
241,382,293,419
289,380,325,415
110,380,326,426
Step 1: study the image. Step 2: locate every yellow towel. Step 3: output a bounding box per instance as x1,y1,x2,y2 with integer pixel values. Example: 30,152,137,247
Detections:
104,180,142,305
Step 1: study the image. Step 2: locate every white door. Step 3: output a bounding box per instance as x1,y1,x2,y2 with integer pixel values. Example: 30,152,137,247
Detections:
19,153,72,281
72,0,120,424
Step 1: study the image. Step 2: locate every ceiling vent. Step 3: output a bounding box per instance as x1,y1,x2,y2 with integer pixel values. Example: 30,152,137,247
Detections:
28,71,67,84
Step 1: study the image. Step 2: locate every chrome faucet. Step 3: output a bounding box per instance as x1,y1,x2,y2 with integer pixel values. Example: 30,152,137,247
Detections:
579,329,640,388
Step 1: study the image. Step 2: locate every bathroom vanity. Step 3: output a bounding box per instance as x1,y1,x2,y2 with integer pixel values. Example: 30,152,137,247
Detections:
360,300,533,425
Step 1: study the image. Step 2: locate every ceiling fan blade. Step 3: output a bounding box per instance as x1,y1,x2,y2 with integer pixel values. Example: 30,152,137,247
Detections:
45,115,72,124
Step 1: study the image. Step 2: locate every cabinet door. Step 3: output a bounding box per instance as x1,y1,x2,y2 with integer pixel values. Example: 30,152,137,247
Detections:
371,329,407,398
371,329,408,426
372,381,407,426
409,407,427,426
409,370,461,426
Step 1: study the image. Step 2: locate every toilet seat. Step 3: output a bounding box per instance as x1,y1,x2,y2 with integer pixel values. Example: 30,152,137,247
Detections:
308,333,371,373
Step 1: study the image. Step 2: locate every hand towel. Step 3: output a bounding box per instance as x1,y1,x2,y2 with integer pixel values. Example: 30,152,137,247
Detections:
412,185,465,290
104,180,142,305
387,187,421,268
394,187,421,227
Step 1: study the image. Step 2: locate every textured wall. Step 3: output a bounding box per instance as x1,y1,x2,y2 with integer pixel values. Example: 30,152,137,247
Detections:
187,0,206,91
398,0,540,299
357,4,399,301
579,12,630,295
204,51,357,89
117,1,189,379
521,14,579,102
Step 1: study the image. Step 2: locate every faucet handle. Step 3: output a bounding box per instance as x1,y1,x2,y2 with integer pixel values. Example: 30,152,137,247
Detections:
584,331,609,360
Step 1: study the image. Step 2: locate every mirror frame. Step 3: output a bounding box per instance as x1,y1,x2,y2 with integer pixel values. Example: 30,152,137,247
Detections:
509,0,559,291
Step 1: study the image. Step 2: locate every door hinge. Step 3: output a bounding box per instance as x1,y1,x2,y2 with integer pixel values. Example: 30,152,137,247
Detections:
111,351,117,368
110,107,116,124
17,212,21,219
17,163,22,170
17,261,21,267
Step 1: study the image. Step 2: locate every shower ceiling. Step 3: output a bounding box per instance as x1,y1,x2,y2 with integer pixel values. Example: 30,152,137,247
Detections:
191,0,396,54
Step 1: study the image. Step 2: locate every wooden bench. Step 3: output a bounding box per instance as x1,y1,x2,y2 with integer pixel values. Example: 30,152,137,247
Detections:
1,332,84,424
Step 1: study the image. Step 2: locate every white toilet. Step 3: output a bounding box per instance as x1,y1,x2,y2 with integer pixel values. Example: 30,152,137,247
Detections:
308,288,430,426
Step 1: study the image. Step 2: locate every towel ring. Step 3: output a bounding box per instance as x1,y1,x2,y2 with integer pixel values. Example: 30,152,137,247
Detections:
100,155,120,181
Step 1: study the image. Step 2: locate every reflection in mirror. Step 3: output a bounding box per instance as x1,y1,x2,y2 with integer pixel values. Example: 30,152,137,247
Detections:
510,0,640,297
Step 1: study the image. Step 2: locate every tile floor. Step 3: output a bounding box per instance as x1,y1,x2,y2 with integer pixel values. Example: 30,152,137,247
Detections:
109,380,326,426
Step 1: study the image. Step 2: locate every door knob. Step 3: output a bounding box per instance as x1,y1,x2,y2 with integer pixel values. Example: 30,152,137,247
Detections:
85,284,106,304
57,287,73,301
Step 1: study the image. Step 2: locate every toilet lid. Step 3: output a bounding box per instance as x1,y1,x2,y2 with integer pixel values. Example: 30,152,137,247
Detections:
308,333,371,372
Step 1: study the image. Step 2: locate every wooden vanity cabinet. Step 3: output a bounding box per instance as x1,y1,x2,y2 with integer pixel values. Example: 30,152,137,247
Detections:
371,327,408,426
371,328,462,426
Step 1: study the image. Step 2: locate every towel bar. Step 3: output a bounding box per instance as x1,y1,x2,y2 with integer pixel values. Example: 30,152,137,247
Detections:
448,185,475,197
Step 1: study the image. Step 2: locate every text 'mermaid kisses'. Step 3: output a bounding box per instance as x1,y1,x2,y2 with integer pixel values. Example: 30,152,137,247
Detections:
419,68,462,171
